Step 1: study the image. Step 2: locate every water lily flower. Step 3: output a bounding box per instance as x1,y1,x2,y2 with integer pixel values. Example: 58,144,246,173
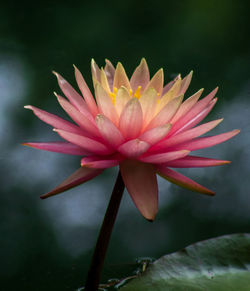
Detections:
23,59,239,220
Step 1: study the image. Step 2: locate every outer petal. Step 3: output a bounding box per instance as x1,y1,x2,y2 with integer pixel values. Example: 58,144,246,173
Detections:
145,68,164,95
22,142,90,155
95,83,119,125
130,58,150,92
115,86,131,116
140,150,190,164
179,71,193,95
91,59,101,82
81,156,121,169
24,105,83,135
113,62,131,91
40,167,103,199
164,155,231,168
173,129,240,151
54,129,113,155
96,114,125,148
74,65,99,116
120,160,158,220
104,59,115,90
139,124,172,145
162,74,181,96
119,98,143,139
157,166,215,195
118,139,150,158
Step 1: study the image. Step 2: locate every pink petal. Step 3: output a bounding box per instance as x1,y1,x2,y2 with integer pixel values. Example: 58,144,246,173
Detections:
170,87,218,135
130,58,150,92
54,129,113,155
171,89,204,124
120,160,158,220
74,65,99,116
22,142,90,155
95,83,119,125
113,62,131,91
115,86,131,116
146,95,183,130
119,98,143,139
91,59,101,82
164,155,231,168
154,119,223,151
139,88,157,126
104,59,115,90
81,156,121,169
157,166,215,195
162,74,181,96
53,71,90,115
24,105,83,135
173,129,240,151
96,114,125,148
140,150,190,164
139,124,172,145
40,167,103,199
56,94,100,138
179,71,193,95
145,68,164,95
118,139,150,158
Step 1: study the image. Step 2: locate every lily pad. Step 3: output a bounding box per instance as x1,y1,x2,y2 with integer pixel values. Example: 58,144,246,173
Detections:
120,233,250,290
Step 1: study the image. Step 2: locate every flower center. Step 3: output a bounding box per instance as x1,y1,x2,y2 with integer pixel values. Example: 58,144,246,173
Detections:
109,86,142,104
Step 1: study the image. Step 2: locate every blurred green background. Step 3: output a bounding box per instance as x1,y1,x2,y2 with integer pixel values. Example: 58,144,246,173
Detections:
1,0,250,290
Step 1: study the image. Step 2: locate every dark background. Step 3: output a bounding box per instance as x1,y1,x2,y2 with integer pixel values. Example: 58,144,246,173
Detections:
1,0,250,290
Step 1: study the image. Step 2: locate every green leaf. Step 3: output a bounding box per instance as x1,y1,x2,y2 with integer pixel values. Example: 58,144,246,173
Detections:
120,233,250,291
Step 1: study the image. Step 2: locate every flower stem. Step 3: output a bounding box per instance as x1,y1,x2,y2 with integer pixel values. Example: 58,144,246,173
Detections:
84,170,125,291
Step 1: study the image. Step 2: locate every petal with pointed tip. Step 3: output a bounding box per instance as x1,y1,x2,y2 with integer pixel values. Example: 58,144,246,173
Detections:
22,142,90,155
164,155,231,168
113,62,131,91
40,167,103,199
95,83,119,125
54,129,113,155
130,58,150,92
179,71,193,95
157,166,215,195
118,139,150,158
162,74,181,96
24,105,83,135
115,86,131,116
96,114,124,148
74,65,98,116
119,98,143,139
140,150,190,164
104,59,115,90
145,68,164,95
100,68,111,93
120,160,158,220
139,124,172,145
81,156,120,169
91,58,101,82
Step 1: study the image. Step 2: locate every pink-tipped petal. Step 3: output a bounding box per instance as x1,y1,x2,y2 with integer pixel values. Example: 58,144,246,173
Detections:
145,68,164,95
53,71,90,115
81,156,121,169
113,62,131,91
56,94,100,138
139,88,157,126
173,129,240,151
171,89,204,124
146,95,184,130
40,167,103,199
54,129,113,155
179,71,193,95
118,139,150,158
96,114,125,148
95,83,119,125
157,166,215,195
24,105,83,135
139,124,172,145
119,98,143,139
22,142,90,155
120,160,158,220
115,86,131,116
164,155,231,168
130,58,150,92
104,59,115,90
140,150,190,164
74,65,99,116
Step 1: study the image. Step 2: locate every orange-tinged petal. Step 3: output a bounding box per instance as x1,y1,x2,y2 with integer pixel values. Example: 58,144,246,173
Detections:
113,62,131,91
157,166,215,195
119,98,143,139
130,58,150,92
120,160,158,220
40,167,103,199
145,68,164,95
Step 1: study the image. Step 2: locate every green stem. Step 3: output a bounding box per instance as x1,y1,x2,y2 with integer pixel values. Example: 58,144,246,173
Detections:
84,170,125,291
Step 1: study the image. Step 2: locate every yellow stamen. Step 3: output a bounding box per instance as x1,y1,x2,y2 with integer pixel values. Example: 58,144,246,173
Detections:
134,86,141,99
109,87,118,104
129,89,133,96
